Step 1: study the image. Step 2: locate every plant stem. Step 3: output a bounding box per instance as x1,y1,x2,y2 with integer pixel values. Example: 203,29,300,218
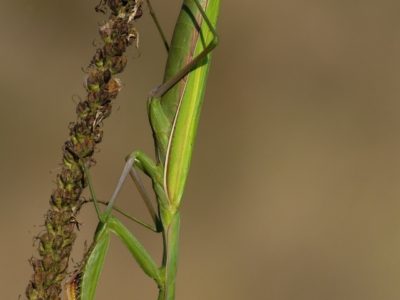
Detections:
158,212,181,300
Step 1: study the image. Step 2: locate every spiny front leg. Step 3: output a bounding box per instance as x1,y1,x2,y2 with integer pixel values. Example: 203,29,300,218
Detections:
127,150,176,228
148,96,172,165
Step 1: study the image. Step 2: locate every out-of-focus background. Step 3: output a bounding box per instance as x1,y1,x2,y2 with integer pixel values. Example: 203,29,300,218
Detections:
2,1,400,299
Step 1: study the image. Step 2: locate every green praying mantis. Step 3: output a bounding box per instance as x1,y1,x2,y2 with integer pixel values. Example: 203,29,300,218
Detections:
65,0,220,299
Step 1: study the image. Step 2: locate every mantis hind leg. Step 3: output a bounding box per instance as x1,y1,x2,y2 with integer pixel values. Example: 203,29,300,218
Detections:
81,160,103,222
150,0,219,99
145,0,170,52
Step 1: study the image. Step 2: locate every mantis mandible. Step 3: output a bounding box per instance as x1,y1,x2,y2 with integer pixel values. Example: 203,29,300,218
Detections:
65,0,220,299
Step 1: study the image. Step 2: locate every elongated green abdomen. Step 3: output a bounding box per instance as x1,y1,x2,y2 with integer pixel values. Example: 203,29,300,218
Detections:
163,0,220,207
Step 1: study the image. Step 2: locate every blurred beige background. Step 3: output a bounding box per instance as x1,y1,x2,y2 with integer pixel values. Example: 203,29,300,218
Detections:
2,0,400,299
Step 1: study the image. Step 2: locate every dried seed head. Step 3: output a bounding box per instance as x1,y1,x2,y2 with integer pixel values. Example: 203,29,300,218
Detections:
108,55,127,74
105,77,122,98
27,0,143,298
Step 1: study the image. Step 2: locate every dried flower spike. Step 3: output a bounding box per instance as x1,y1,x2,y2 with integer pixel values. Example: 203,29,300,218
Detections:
26,1,143,299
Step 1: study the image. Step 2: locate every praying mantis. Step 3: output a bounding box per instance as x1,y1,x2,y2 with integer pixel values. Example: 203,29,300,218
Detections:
65,0,220,299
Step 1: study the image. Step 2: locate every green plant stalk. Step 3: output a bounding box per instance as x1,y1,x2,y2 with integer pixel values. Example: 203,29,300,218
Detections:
158,212,180,300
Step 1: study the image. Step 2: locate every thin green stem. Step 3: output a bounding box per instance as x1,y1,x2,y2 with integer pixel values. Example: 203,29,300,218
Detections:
158,212,181,300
